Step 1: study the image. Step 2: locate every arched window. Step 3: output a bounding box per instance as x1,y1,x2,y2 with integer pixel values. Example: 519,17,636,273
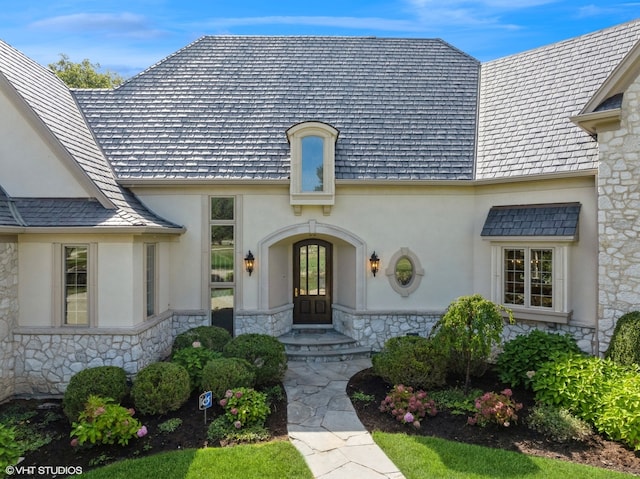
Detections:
286,121,339,215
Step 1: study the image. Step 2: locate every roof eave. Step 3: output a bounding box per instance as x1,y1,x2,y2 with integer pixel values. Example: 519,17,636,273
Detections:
570,109,621,135
17,226,185,235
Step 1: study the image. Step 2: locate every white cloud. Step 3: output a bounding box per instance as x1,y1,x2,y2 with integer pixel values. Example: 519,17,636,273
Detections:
202,15,423,32
29,12,166,39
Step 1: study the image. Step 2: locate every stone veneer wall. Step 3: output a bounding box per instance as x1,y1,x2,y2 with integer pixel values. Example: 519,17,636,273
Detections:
13,311,208,396
333,306,596,354
235,305,292,337
596,79,640,355
0,240,18,402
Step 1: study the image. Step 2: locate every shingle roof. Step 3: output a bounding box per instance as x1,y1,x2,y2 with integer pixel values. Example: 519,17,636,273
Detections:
0,40,182,230
481,203,581,238
74,36,480,181
477,19,640,180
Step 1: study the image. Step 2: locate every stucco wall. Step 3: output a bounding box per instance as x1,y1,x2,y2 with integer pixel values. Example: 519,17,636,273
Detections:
0,239,18,401
0,91,88,198
597,77,640,354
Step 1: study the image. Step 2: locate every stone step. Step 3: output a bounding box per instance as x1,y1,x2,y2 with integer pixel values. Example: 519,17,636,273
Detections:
278,328,371,362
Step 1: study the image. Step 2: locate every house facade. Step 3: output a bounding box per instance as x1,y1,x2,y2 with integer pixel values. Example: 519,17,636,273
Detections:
2,20,640,399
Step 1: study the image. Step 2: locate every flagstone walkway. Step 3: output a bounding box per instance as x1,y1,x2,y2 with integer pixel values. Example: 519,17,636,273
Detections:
284,359,405,479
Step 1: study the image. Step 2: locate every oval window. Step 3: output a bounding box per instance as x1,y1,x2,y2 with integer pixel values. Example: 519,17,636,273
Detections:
395,256,414,286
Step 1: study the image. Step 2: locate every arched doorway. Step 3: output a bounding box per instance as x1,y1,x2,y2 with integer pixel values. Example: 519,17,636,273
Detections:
293,239,332,324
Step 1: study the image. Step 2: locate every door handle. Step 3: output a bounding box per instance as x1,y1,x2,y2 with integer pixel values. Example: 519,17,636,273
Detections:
294,288,298,297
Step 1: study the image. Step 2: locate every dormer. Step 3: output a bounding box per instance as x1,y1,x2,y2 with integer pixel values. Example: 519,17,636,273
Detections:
286,121,339,215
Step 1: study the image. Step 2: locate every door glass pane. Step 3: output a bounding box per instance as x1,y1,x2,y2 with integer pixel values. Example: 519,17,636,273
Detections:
299,246,308,295
504,249,525,305
318,246,326,295
301,136,324,192
211,225,234,282
64,246,88,325
308,245,319,295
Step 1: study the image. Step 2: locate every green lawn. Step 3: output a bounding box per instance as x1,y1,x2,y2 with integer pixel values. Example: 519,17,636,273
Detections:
373,431,636,479
81,440,312,479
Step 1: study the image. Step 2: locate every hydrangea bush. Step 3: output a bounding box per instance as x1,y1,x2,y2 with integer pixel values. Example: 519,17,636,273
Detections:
467,389,523,427
379,384,437,428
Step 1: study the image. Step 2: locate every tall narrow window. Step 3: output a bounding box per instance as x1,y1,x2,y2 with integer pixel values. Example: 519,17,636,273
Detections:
145,244,157,317
301,136,324,192
286,122,339,214
210,197,235,335
64,245,88,325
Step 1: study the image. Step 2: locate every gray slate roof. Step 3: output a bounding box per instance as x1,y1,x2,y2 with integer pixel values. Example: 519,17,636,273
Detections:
74,36,480,181
0,40,182,230
477,19,640,180
481,203,581,238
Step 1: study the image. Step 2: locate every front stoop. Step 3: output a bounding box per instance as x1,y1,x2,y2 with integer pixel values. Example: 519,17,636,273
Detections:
279,326,371,362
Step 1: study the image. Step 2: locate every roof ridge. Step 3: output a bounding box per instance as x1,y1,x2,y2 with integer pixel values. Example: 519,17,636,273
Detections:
485,17,640,64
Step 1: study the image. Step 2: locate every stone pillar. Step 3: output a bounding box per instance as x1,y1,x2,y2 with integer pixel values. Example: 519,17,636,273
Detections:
0,239,18,401
597,79,640,354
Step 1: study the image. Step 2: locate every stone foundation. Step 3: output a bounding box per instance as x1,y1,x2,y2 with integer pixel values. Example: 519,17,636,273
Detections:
235,305,292,337
12,311,208,396
0,239,18,402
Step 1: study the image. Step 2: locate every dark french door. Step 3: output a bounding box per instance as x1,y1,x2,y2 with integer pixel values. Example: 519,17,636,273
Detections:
293,239,332,324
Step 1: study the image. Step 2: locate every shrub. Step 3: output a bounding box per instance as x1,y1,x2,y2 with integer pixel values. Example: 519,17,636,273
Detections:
218,387,270,429
593,371,640,451
201,357,255,399
430,294,513,392
223,334,287,386
0,423,22,470
372,335,448,390
606,311,640,367
171,346,222,389
207,417,270,445
70,395,145,447
527,404,593,443
467,389,522,427
131,362,191,415
379,385,437,428
497,329,582,390
172,326,232,353
63,366,128,422
532,353,632,424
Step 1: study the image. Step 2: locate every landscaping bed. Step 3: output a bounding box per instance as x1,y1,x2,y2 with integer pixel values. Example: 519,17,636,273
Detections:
348,366,640,476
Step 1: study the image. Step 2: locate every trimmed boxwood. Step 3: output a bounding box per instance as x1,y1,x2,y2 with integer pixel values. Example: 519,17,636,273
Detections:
62,366,128,423
172,326,232,353
372,335,448,390
200,357,256,399
223,334,287,387
606,311,640,367
131,362,191,415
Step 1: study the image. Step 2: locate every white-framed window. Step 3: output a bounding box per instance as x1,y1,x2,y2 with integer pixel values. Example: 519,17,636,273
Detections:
286,121,339,215
144,243,157,318
490,244,570,323
60,244,96,326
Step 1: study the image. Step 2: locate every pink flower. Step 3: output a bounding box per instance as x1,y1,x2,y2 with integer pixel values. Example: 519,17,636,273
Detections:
136,425,148,438
403,412,414,423
235,391,243,399
230,408,238,415
501,389,513,397
95,406,106,416
192,341,201,348
219,399,228,407
225,390,233,398
70,438,79,447
467,416,477,426
234,421,242,429
127,408,135,416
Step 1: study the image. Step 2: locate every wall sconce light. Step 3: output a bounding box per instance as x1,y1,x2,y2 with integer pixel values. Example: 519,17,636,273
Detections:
370,251,380,277
244,250,255,276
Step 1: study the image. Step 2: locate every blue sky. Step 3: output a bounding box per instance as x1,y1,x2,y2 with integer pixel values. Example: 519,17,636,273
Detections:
2,1,640,78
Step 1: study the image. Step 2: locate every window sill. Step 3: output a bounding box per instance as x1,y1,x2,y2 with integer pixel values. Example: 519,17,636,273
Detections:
502,308,572,324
